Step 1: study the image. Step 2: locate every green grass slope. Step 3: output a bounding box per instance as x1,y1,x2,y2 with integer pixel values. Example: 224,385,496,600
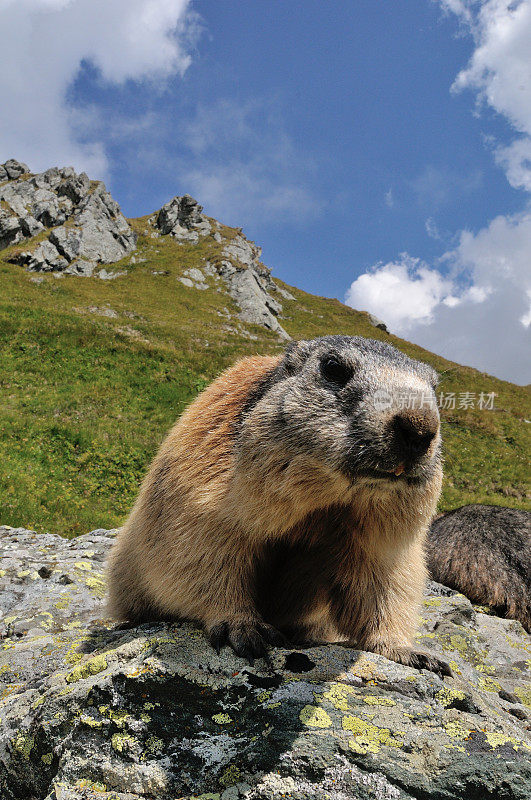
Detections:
1,217,529,536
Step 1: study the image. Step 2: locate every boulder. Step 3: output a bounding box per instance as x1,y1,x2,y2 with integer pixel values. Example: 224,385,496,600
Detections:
366,313,389,334
0,526,529,800
2,159,29,180
0,209,24,250
156,195,211,242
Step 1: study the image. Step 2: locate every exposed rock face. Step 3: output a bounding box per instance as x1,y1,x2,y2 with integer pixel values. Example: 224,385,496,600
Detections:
0,160,136,274
155,194,211,242
0,526,529,800
219,236,290,339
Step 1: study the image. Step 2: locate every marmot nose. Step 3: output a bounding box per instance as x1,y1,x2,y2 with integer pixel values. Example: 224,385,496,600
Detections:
392,411,438,459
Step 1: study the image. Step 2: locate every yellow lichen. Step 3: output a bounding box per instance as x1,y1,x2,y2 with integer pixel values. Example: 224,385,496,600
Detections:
41,752,53,765
111,733,136,753
66,654,108,683
212,713,232,724
84,574,106,598
80,714,104,728
74,561,93,571
514,685,531,709
145,735,164,753
443,720,471,740
342,715,403,754
299,705,332,728
322,683,357,710
220,764,241,787
477,675,501,693
484,731,518,750
13,733,35,759
362,695,396,706
476,663,496,674
436,688,466,707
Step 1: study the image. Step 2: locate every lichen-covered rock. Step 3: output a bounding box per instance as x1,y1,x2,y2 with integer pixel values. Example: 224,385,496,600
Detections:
0,526,529,799
0,160,137,273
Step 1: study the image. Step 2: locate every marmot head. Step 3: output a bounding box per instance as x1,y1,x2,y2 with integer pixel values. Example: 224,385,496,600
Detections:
239,336,441,490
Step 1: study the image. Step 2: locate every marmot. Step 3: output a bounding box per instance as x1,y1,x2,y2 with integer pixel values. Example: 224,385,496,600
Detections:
108,335,450,676
427,504,530,632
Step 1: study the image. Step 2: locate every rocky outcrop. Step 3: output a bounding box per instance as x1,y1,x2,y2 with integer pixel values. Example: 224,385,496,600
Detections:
151,195,291,338
0,159,136,274
0,525,529,800
154,194,211,243
219,236,290,339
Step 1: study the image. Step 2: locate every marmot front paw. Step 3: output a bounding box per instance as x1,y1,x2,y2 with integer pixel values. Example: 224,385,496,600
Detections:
207,619,290,664
405,649,453,677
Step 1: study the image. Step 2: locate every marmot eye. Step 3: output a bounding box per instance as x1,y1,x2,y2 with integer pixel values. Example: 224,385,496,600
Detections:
321,357,352,385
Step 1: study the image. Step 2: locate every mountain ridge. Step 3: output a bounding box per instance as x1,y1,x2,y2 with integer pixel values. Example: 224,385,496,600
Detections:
0,159,529,536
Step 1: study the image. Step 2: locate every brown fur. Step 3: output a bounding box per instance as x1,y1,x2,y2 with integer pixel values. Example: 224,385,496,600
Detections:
108,342,448,674
427,504,530,632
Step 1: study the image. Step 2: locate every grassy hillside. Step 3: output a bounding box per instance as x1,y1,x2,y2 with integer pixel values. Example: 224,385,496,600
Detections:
1,217,529,537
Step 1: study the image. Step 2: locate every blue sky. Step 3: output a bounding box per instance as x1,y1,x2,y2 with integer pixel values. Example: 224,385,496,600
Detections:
2,0,530,382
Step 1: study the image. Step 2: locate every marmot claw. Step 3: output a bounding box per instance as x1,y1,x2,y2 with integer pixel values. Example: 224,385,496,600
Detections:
407,650,453,677
208,619,290,664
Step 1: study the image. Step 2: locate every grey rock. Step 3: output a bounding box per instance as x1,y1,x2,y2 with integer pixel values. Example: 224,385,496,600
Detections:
181,267,209,290
220,264,289,338
0,162,136,273
19,215,44,238
2,159,29,179
0,525,530,800
366,313,389,333
0,165,8,183
0,210,23,249
178,276,195,288
156,194,211,241
98,269,127,280
274,284,295,301
49,226,82,261
215,236,289,338
23,241,69,272
64,259,97,277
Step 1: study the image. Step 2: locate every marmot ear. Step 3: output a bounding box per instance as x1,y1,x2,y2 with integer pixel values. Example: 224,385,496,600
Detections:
282,340,313,375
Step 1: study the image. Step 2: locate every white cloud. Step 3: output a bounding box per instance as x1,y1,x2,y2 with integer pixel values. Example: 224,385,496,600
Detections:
346,256,454,330
0,0,197,176
345,210,531,383
448,0,531,190
384,188,394,208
